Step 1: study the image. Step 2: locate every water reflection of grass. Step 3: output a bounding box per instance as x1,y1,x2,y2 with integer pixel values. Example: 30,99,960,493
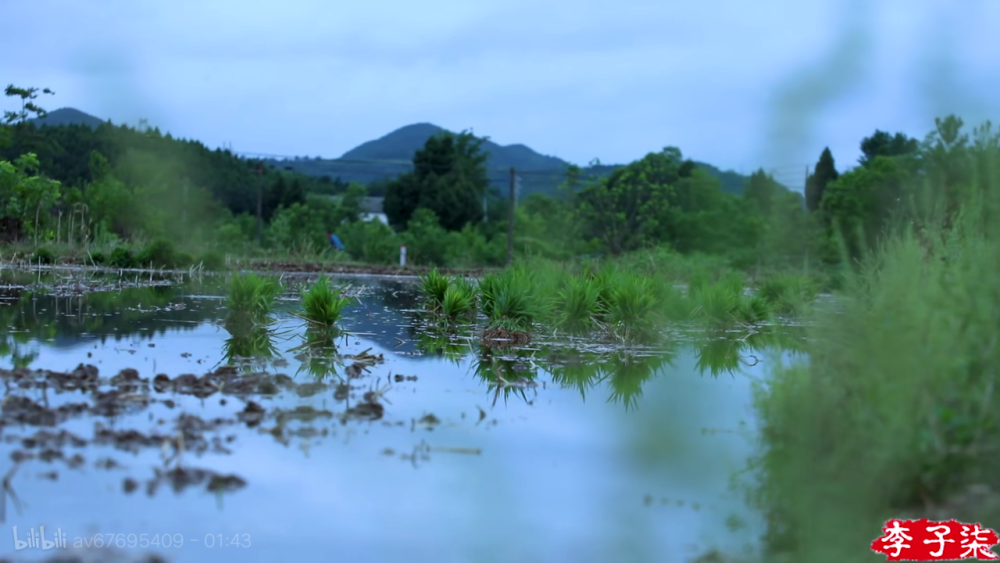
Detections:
696,327,807,377
290,326,346,380
603,351,673,411
545,350,605,400
410,318,806,411
544,348,674,410
220,318,280,373
471,348,539,406
414,324,474,366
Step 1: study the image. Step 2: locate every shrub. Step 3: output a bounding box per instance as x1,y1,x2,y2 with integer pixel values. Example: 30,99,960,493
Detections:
756,274,818,315
109,247,136,268
197,250,226,271
31,246,55,265
137,238,178,269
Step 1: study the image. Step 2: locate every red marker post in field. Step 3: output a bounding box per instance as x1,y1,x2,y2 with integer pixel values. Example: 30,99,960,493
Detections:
871,519,1000,561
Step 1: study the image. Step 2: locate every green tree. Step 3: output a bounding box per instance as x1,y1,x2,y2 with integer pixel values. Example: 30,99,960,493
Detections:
0,153,62,243
3,85,55,125
820,156,911,260
805,147,838,212
742,170,814,269
576,147,688,255
921,115,974,220
859,130,919,167
83,151,138,238
268,199,340,254
338,182,367,224
383,130,490,231
744,169,784,216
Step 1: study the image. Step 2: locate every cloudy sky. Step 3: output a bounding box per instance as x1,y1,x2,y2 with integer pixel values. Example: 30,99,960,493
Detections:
3,0,998,190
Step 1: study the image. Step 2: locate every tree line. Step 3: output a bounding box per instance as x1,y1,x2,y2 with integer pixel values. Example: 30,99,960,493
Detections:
2,83,996,273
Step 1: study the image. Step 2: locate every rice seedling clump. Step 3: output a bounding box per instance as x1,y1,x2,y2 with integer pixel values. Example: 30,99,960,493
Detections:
300,275,352,327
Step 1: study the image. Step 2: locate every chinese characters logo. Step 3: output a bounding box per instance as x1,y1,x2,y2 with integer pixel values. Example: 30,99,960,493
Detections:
872,519,999,561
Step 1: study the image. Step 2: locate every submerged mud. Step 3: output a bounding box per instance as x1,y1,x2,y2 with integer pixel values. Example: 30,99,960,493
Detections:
0,357,400,514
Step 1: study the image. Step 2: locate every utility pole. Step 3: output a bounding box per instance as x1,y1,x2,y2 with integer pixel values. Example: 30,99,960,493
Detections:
507,167,515,267
256,162,264,244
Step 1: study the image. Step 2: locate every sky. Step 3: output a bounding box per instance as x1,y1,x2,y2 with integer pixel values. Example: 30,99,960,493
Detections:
3,0,999,190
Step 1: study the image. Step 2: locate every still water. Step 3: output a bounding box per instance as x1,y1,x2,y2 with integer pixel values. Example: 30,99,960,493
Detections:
0,272,802,563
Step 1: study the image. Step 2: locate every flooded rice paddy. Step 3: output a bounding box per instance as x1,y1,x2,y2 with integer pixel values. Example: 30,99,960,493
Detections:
0,269,805,563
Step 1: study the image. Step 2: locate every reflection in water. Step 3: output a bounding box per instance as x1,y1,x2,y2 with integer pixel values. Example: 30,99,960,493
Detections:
291,326,346,380
471,346,540,406
605,351,673,410
695,328,805,378
415,324,474,366
220,318,281,373
0,272,810,562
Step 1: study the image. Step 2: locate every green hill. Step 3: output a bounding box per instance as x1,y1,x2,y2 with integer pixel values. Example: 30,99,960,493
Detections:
265,123,762,198
29,108,106,129
28,109,765,198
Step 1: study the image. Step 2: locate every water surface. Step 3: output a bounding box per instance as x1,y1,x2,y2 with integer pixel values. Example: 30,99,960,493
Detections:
0,271,804,563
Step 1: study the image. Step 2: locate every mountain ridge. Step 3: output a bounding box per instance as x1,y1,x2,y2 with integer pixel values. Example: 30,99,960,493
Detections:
28,108,760,197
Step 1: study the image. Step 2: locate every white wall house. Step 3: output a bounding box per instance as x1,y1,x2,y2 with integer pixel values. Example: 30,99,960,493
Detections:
360,197,389,225
330,195,389,225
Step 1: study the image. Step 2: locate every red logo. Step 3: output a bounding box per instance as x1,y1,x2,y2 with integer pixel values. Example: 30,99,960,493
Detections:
871,519,999,560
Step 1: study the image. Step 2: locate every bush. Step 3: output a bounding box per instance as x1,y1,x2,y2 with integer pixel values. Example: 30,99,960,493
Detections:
748,218,1000,559
340,220,398,264
31,246,55,265
137,238,178,269
197,250,226,271
109,247,136,268
174,252,194,269
400,208,448,266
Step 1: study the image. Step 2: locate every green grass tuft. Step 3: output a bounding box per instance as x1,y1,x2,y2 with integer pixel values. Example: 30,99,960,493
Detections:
300,275,352,327
479,268,540,331
441,282,475,319
226,272,282,320
604,273,661,341
552,275,602,334
756,274,818,315
418,269,451,310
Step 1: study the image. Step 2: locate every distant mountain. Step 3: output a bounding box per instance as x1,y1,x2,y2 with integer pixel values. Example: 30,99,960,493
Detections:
24,110,762,197
266,123,760,198
28,107,106,129
342,123,568,170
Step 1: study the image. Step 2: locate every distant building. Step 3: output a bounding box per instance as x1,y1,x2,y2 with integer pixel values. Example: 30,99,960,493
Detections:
329,195,388,225
359,197,388,225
